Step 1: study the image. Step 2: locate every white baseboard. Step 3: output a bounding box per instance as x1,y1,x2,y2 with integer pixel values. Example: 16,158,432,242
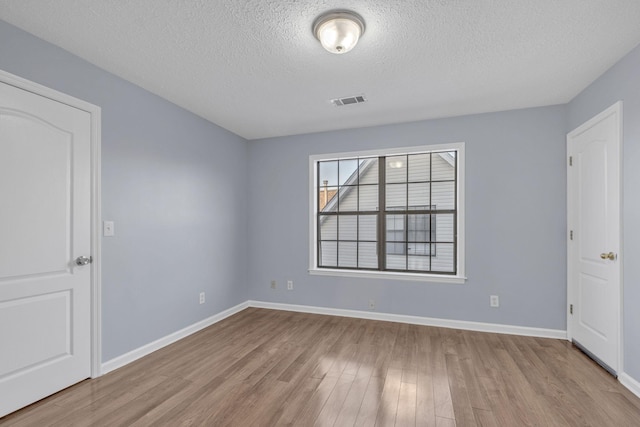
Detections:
100,301,249,375
619,372,640,399
247,300,567,340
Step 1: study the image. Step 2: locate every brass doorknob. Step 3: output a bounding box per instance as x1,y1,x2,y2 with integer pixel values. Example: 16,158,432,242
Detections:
600,252,616,260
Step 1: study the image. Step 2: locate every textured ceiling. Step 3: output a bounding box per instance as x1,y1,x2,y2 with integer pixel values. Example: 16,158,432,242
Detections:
1,1,640,140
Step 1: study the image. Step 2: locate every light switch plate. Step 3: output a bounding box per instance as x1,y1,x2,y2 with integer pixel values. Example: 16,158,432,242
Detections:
103,221,115,237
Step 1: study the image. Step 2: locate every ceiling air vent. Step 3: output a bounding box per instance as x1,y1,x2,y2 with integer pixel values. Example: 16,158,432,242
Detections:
331,95,366,106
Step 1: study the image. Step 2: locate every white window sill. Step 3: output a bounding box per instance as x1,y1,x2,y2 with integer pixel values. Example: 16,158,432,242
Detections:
308,268,467,284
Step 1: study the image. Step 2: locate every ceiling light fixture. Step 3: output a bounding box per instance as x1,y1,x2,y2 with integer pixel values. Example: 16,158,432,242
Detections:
313,10,365,54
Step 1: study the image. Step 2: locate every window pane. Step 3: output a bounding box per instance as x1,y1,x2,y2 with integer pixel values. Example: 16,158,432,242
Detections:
386,213,406,256
408,153,430,182
319,161,338,187
319,186,338,212
434,214,453,242
386,155,407,183
339,159,359,185
359,158,378,184
408,182,430,209
408,229,426,242
432,152,455,181
359,185,378,211
358,242,378,268
386,251,406,270
386,214,405,239
319,241,337,267
408,214,430,242
338,186,358,211
387,231,404,243
408,243,430,256
338,216,357,241
431,243,454,272
319,215,337,240
386,183,406,209
338,242,357,267
408,255,430,271
432,181,455,210
359,215,377,241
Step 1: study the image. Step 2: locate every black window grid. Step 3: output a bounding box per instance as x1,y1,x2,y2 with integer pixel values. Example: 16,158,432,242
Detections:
317,152,457,274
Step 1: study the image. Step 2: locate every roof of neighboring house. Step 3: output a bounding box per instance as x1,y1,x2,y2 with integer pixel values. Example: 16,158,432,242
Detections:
321,158,376,213
318,188,338,211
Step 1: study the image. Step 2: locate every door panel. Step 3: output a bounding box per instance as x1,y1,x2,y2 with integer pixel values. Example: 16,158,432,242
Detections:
1,111,72,278
578,273,608,338
568,102,621,373
0,80,92,417
0,290,71,377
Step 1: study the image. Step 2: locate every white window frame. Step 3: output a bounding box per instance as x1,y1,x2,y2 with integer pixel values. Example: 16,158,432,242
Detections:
308,142,466,284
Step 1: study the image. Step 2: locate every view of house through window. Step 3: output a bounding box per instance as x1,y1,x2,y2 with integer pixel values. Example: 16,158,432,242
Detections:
314,148,459,275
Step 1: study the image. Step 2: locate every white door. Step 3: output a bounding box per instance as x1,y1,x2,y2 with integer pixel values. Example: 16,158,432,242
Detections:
567,102,621,374
0,80,92,417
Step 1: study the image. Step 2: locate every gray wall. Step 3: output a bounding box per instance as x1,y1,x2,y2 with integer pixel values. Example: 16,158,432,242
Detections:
568,44,640,382
248,105,568,331
0,20,249,361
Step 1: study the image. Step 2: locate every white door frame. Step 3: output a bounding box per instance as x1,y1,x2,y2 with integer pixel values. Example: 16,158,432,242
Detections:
566,101,623,374
0,69,102,378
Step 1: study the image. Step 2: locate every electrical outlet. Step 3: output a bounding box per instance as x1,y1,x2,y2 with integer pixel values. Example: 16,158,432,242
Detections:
199,292,205,304
490,295,499,308
271,280,277,289
369,299,375,310
287,280,293,290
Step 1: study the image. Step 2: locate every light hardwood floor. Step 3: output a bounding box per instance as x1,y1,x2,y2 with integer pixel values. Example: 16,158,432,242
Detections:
2,308,640,426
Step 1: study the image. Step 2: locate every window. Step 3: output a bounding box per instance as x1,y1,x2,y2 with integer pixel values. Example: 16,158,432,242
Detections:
309,143,465,282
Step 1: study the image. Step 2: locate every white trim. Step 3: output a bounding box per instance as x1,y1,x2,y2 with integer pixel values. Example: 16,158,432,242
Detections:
618,102,625,379
566,101,623,374
90,109,102,377
619,373,640,399
100,301,249,375
308,142,466,282
309,142,464,162
248,300,567,340
309,268,466,284
0,69,103,378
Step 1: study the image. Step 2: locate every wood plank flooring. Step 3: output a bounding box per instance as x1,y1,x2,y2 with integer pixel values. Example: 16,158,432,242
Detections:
2,308,640,426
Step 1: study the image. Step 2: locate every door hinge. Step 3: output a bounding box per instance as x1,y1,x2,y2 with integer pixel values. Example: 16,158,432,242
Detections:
570,230,573,240
569,156,573,166
570,304,573,315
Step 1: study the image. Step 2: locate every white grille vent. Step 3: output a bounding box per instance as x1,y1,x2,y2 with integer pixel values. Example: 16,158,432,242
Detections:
331,95,366,107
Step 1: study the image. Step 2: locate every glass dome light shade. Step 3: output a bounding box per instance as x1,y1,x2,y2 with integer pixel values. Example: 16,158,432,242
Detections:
313,11,365,54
